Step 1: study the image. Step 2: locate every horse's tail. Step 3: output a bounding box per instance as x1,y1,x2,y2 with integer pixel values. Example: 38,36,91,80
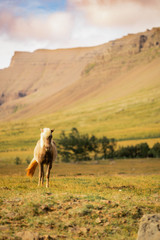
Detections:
26,159,38,177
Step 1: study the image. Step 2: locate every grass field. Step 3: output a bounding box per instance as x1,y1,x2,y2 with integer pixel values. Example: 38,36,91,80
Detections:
0,114,160,155
0,159,160,239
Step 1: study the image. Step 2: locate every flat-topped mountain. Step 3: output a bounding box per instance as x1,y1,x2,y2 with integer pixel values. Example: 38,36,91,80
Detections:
0,46,100,104
0,27,160,138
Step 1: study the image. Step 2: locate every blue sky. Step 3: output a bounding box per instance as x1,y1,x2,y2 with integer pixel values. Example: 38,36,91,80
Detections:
0,0,160,69
18,0,67,14
0,0,67,18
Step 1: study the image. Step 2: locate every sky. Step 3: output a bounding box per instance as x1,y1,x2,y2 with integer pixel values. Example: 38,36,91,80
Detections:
0,0,160,69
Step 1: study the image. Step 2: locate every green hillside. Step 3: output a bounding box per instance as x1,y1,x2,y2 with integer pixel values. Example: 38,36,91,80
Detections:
0,28,160,153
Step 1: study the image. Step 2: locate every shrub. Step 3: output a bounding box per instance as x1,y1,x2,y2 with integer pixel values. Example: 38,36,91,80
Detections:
15,156,22,165
149,142,160,158
26,157,31,164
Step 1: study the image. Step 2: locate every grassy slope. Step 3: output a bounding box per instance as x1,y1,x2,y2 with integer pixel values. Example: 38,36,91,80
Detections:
0,160,160,240
0,57,160,153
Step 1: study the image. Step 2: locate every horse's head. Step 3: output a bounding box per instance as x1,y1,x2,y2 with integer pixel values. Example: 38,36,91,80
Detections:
40,128,54,151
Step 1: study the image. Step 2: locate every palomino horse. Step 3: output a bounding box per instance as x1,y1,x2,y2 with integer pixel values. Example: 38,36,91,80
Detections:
26,128,57,188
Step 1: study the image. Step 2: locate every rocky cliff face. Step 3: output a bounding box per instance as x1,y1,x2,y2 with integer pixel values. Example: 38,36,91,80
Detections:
0,47,100,101
0,27,160,119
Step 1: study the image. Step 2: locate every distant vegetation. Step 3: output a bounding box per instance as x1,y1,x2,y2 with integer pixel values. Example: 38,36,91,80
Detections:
57,128,160,162
116,142,160,159
83,62,96,75
58,128,116,162
14,156,22,165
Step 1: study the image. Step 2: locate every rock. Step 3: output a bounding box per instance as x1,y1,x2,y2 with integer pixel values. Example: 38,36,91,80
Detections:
137,214,160,240
42,235,57,240
41,205,51,212
18,90,27,98
79,227,88,234
139,35,147,52
95,217,102,224
16,231,40,240
16,232,57,240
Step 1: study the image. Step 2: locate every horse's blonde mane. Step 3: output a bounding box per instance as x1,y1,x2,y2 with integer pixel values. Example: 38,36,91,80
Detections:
41,128,51,138
40,128,52,148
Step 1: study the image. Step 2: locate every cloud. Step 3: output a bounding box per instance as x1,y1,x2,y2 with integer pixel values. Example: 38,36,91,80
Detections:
0,10,73,41
68,0,160,8
0,1,73,68
0,0,160,42
68,0,160,29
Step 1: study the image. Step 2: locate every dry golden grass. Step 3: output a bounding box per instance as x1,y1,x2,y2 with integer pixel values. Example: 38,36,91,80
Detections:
0,159,160,177
117,138,160,148
0,159,160,240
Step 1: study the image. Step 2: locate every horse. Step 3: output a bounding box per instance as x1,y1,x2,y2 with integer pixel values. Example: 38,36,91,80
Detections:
26,128,57,188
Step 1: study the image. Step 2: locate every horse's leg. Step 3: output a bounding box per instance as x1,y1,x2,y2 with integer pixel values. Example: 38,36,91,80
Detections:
38,163,42,186
41,164,44,186
38,163,44,186
46,163,52,188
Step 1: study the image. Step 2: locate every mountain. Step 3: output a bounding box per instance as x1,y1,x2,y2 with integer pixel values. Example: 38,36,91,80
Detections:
0,27,160,139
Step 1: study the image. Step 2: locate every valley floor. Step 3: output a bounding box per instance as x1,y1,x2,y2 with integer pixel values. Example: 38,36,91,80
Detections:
0,160,160,239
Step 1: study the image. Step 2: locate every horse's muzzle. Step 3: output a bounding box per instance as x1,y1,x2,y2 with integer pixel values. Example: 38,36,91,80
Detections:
45,147,50,151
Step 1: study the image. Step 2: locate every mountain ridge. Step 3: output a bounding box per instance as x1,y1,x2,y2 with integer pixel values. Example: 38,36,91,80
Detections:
0,27,160,141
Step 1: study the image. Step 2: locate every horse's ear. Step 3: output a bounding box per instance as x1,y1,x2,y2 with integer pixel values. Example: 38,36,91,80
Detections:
40,128,44,132
51,129,55,133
